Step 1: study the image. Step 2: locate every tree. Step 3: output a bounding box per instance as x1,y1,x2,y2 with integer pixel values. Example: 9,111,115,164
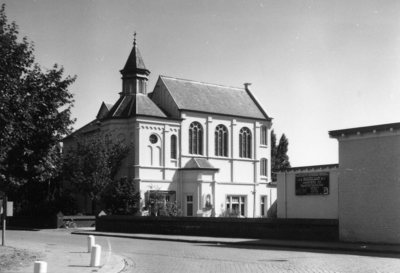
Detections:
0,5,76,191
102,176,140,215
271,131,291,181
62,132,130,214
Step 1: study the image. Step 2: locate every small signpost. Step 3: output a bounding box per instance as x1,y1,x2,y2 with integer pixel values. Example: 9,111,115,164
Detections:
0,191,13,246
0,191,6,246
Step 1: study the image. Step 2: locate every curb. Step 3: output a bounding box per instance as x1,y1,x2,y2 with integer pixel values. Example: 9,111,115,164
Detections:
71,231,400,255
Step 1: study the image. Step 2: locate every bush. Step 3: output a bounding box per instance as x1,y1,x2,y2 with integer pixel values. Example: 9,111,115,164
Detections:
219,209,241,218
102,177,140,215
158,201,182,217
16,189,80,217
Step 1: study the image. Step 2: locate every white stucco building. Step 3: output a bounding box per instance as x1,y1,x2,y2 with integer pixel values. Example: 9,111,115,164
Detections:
63,39,276,217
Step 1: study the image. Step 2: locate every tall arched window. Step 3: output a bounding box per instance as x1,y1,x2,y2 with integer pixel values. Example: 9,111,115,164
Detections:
189,122,203,155
215,124,228,157
260,158,268,176
239,127,252,158
171,135,177,159
260,126,267,145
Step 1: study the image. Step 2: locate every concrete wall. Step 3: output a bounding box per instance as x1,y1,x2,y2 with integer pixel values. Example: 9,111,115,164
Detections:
337,132,400,244
277,168,339,219
97,216,339,241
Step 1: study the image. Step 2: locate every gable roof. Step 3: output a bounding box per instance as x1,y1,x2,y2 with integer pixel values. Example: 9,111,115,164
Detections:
159,76,270,120
180,158,219,170
121,42,148,73
106,93,167,118
96,102,114,119
62,119,99,141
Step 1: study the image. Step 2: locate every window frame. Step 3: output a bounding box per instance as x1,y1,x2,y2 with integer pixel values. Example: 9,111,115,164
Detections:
260,195,267,217
189,122,203,155
239,127,252,158
260,158,268,177
171,134,177,159
226,195,246,217
260,126,267,146
215,124,228,157
186,195,194,216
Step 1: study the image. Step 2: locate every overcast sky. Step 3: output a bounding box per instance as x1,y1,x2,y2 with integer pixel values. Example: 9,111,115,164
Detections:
4,0,400,167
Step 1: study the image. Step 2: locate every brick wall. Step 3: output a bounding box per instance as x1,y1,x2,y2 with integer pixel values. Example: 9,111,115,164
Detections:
96,216,338,241
338,134,400,244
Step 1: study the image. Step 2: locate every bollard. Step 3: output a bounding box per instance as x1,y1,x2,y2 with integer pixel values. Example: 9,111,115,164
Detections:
90,244,101,267
87,235,95,253
33,261,47,273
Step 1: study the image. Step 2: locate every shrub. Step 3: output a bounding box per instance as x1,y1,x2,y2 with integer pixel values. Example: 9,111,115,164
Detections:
219,208,241,218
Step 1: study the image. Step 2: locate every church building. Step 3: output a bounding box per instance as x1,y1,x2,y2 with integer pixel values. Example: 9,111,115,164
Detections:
63,38,276,218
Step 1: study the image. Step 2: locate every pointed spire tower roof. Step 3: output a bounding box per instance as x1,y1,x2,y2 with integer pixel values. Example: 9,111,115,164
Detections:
101,33,166,119
120,32,150,75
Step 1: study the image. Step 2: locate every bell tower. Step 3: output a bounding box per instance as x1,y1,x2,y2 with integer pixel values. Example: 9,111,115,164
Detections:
120,33,150,95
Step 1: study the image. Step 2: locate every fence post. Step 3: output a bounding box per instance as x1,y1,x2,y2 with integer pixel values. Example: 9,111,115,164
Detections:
87,235,95,253
56,212,64,229
90,244,101,267
33,261,47,273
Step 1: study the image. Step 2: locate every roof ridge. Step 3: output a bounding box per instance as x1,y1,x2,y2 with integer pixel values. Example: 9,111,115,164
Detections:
160,75,244,91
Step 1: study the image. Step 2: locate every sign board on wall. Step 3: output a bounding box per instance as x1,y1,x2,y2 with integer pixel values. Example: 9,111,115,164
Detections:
295,172,329,195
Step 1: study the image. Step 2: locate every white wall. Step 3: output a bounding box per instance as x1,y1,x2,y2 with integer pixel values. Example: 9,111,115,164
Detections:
277,168,339,219
336,131,400,244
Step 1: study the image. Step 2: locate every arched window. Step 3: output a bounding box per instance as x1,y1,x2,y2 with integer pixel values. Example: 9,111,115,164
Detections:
189,122,203,155
171,135,177,159
260,158,268,176
239,127,252,158
215,124,228,157
260,126,267,145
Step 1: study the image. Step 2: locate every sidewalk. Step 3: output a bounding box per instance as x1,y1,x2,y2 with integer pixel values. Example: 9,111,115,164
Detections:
0,235,127,273
72,229,400,255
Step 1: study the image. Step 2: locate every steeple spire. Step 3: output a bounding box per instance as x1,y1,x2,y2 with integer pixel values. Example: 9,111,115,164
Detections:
120,33,150,95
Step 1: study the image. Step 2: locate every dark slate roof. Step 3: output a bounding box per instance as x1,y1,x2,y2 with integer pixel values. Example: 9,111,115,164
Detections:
329,122,400,137
106,94,167,118
180,158,219,170
62,119,99,141
160,76,270,120
121,43,149,73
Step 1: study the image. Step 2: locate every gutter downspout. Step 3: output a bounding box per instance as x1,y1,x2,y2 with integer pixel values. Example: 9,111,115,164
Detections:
284,170,287,218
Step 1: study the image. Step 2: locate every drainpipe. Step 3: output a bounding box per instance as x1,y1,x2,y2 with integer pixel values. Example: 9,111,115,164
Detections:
284,170,287,218
253,187,256,218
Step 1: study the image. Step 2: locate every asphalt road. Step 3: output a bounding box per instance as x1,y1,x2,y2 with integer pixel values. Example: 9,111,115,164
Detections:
6,229,400,272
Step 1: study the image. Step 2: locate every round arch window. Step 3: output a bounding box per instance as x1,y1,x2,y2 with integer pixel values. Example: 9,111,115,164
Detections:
149,134,158,144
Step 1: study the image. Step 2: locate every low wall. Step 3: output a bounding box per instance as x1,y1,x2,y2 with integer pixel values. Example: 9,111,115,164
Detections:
5,213,95,229
7,215,58,229
57,215,95,228
96,216,339,242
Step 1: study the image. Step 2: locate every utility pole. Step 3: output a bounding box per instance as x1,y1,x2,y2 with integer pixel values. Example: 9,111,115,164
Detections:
0,192,7,246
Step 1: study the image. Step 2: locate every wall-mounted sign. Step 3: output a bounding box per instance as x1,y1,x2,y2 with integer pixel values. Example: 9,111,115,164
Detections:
295,172,329,195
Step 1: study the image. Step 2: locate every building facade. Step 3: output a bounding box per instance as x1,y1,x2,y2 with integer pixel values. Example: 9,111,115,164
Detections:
276,164,339,219
63,39,276,218
330,122,400,244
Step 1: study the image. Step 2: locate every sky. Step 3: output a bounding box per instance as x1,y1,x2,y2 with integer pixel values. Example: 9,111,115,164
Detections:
3,0,400,167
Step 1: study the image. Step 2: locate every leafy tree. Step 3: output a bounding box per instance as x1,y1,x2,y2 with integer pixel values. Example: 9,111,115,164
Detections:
62,132,130,214
0,5,76,191
271,131,291,181
102,176,140,215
